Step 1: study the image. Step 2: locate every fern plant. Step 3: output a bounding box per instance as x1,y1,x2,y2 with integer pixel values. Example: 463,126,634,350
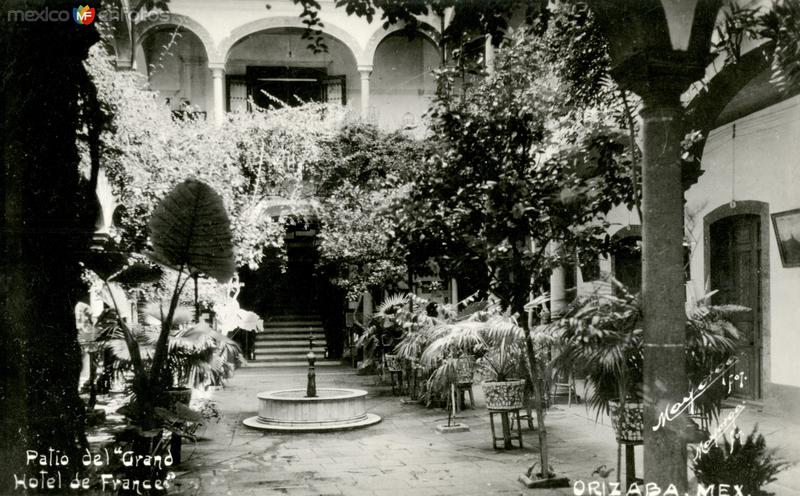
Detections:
693,426,789,496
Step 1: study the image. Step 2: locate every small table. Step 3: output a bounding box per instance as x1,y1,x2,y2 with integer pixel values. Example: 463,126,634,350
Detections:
456,382,475,411
616,439,643,489
488,409,524,449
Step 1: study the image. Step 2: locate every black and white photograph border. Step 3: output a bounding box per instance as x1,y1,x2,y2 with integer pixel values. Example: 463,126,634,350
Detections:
1,0,799,495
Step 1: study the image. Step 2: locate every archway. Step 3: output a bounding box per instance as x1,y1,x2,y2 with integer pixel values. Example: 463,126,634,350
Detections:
135,24,212,114
369,31,440,130
223,26,359,112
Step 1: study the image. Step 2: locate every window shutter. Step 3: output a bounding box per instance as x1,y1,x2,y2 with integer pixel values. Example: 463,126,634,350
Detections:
228,78,249,112
321,76,346,106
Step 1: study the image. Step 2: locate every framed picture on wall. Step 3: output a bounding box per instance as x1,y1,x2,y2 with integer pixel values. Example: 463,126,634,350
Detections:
771,208,800,267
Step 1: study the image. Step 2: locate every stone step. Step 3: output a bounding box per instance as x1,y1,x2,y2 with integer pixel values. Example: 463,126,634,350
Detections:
253,353,328,361
264,325,325,334
255,346,327,354
257,334,326,341
262,320,322,326
244,360,340,368
258,327,326,332
254,339,324,347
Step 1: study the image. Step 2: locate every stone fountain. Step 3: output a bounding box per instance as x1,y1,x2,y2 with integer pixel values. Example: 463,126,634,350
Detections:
243,335,381,432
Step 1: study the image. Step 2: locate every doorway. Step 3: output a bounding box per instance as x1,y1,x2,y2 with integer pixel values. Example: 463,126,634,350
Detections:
238,224,321,317
709,214,762,399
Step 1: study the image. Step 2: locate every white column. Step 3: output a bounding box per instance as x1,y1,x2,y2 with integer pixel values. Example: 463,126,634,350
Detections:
549,242,567,319
363,291,373,319
211,66,226,126
95,168,116,234
485,35,495,74
358,64,373,118
450,278,458,307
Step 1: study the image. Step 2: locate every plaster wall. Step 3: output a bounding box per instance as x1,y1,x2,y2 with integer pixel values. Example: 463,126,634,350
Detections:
138,29,212,112
371,33,439,131
685,94,800,392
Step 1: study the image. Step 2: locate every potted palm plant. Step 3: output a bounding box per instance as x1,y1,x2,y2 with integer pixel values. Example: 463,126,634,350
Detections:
418,301,528,411
478,337,527,411
541,284,742,442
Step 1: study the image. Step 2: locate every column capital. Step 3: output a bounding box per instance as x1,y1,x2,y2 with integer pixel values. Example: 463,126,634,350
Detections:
610,50,704,107
209,64,226,75
357,64,373,76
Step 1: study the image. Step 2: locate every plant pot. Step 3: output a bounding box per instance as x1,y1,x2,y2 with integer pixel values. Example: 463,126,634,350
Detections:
609,400,644,442
384,354,402,372
481,380,526,410
165,387,192,411
456,357,475,385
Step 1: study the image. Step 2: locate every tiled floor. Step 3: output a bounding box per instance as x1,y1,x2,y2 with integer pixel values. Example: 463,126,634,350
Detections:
167,365,800,496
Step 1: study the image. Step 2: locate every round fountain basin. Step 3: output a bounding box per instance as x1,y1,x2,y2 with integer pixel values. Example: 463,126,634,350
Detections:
243,388,381,432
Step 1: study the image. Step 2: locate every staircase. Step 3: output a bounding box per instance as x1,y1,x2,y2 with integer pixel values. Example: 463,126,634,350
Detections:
250,315,335,367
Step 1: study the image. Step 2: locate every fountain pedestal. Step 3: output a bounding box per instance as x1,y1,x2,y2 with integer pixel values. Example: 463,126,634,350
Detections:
243,388,381,431
244,333,381,432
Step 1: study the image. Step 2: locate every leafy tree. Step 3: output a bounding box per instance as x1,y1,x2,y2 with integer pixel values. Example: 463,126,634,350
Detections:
407,23,635,476
313,123,429,299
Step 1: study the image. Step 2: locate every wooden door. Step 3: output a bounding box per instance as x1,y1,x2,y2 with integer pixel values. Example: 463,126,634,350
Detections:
613,236,642,295
710,215,761,399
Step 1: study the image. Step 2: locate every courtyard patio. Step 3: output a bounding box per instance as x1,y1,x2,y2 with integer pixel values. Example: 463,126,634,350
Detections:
132,365,800,496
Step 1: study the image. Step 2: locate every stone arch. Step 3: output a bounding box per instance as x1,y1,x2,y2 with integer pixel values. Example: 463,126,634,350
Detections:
218,16,362,67
611,224,642,240
682,43,774,189
362,21,441,67
134,12,219,64
703,200,770,293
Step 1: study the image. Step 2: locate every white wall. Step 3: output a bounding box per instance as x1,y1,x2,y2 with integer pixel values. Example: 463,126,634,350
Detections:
371,33,439,131
686,94,800,388
139,29,211,112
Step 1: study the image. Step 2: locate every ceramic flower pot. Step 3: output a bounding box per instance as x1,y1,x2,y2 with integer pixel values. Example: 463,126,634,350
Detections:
165,387,193,411
481,380,526,410
609,400,644,442
456,357,475,385
384,354,402,372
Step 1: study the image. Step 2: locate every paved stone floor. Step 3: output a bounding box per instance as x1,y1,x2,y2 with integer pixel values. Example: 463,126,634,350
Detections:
168,365,800,496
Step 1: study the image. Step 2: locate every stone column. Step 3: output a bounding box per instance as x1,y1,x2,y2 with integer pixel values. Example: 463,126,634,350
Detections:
450,278,458,306
211,66,226,126
549,266,566,319
363,291,373,319
640,87,688,490
94,168,116,235
358,65,373,118
485,35,495,74
549,243,567,318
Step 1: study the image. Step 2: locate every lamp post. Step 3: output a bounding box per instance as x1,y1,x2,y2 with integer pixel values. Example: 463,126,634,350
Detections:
586,0,721,491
